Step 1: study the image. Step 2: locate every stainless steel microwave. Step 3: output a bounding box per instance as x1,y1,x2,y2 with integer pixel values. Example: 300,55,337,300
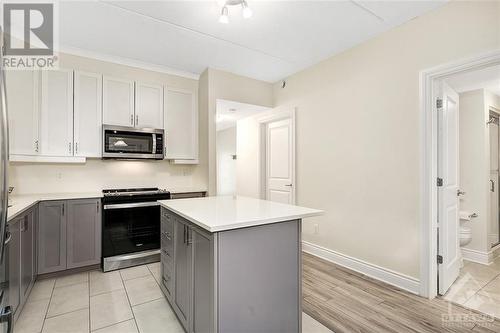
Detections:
102,125,164,160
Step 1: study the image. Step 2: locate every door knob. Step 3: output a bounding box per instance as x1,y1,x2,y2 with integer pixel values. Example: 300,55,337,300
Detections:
457,190,466,196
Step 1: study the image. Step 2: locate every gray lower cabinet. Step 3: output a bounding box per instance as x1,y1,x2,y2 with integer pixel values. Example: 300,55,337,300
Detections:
38,198,101,274
67,199,101,269
20,208,35,303
161,210,213,333
9,205,37,319
160,207,301,333
38,201,67,274
8,217,21,315
191,227,213,333
173,218,191,331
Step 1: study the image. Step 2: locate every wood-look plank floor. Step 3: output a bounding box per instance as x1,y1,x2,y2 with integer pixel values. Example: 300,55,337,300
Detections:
302,252,500,333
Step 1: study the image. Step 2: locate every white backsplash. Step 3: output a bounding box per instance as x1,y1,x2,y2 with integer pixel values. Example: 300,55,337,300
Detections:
8,159,207,195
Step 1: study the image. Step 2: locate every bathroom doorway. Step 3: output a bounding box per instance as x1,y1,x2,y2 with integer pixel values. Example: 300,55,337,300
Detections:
489,109,500,249
433,62,500,318
215,99,271,196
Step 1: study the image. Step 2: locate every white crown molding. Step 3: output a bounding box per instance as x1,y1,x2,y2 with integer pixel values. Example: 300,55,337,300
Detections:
59,45,200,80
302,241,420,295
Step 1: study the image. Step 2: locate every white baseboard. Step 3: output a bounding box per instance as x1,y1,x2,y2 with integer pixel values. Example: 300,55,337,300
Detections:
489,244,500,262
302,241,420,295
462,248,491,265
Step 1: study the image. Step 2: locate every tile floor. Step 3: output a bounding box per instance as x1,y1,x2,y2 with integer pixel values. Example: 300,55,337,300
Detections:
14,262,332,333
443,256,500,319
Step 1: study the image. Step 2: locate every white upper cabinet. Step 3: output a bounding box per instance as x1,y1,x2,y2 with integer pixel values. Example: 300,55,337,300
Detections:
74,71,103,157
40,69,74,157
164,87,198,161
135,82,164,129
102,76,135,127
6,70,40,156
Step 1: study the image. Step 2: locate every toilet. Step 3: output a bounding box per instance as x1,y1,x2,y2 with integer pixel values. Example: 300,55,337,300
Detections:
459,211,475,266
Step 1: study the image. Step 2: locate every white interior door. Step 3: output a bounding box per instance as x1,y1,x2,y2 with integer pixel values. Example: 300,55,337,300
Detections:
438,82,461,295
265,118,295,204
489,116,500,247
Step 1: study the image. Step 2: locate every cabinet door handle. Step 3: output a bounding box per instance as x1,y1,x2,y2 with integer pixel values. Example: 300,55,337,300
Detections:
130,114,134,125
68,142,72,154
187,227,192,245
34,140,39,153
183,225,186,244
75,143,78,155
136,115,139,126
96,202,99,213
62,204,65,216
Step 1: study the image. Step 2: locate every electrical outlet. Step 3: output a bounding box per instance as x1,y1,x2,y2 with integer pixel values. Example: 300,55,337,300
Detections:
314,224,319,234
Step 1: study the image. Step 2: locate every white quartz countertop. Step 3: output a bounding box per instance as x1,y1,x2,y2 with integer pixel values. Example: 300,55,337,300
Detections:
159,196,323,232
7,188,208,222
8,192,102,221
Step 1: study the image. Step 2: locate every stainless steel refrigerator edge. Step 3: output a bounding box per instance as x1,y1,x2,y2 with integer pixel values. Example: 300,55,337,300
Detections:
0,27,13,333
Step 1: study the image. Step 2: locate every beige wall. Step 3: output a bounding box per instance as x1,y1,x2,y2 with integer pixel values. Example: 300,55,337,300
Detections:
272,1,500,278
8,53,207,195
200,68,274,195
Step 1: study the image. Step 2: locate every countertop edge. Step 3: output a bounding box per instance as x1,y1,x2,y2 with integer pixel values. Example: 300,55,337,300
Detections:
7,188,207,221
159,201,323,233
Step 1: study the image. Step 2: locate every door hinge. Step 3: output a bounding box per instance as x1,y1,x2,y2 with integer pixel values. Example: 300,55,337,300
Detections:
437,178,443,187
436,98,443,109
437,255,443,264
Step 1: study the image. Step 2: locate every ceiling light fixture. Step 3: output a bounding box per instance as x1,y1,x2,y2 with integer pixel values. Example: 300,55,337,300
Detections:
218,0,253,24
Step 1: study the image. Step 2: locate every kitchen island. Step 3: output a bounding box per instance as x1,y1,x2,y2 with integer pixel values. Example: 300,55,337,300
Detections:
158,196,322,333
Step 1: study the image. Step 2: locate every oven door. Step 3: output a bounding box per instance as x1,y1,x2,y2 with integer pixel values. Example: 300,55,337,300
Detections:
102,202,161,258
102,126,164,159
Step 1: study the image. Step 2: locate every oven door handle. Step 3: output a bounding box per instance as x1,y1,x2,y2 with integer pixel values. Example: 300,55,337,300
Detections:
103,202,161,210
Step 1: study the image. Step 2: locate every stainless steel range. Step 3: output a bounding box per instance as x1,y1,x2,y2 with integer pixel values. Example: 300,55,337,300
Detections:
101,188,171,272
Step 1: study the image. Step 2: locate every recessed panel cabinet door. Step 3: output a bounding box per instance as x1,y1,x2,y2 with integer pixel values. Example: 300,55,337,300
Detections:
174,219,191,331
6,70,40,155
135,82,163,128
8,219,21,315
38,201,67,274
20,209,35,303
66,199,101,269
192,229,213,333
40,69,74,156
165,88,198,160
103,76,135,127
74,71,103,157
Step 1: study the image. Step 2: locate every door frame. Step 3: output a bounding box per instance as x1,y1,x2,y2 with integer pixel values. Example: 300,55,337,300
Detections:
489,107,500,250
256,108,296,204
420,49,500,298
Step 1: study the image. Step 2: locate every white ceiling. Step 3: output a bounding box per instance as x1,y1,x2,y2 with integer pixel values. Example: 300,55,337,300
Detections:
59,1,447,82
216,99,271,131
446,65,500,96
